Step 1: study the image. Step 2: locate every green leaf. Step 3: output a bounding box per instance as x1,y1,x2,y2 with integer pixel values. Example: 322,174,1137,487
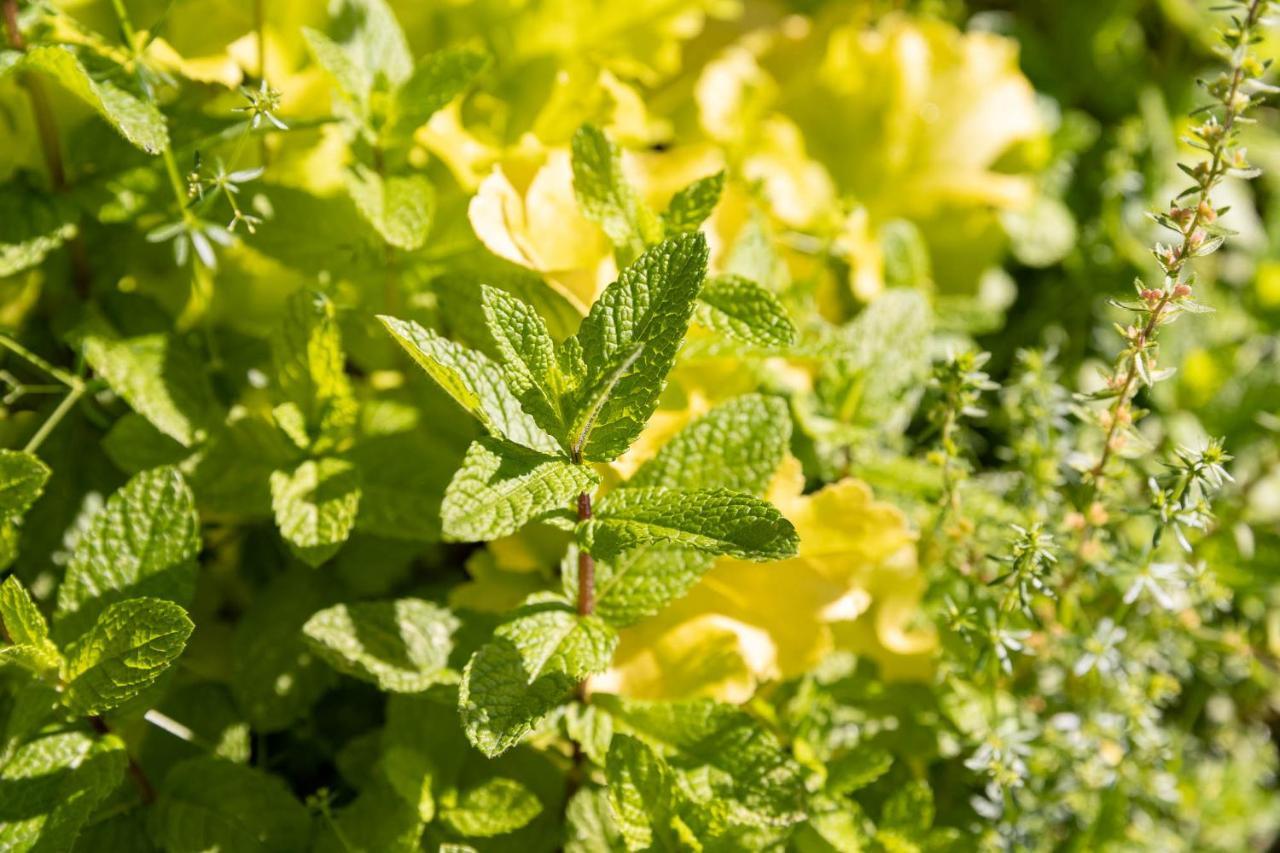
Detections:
270,456,361,568
0,578,59,674
150,757,311,853
302,598,459,692
329,0,413,89
696,275,797,349
460,599,617,757
272,290,357,451
442,438,596,542
605,734,679,851
570,124,662,262
441,777,543,838
385,47,490,144
566,546,714,628
662,170,725,236
7,46,167,153
379,315,559,453
568,233,709,461
0,450,50,517
825,748,893,796
345,168,435,251
54,466,200,643
480,285,566,445
583,487,798,561
0,179,78,277
302,27,370,104
626,394,790,495
231,569,339,731
0,731,127,852
77,313,223,447
880,779,934,835
60,597,193,716
596,695,807,832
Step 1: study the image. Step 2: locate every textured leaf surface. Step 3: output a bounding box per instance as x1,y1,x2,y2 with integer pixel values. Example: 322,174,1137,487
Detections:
697,275,796,349
61,597,193,716
272,290,357,450
150,757,311,853
346,168,435,251
442,438,596,542
78,314,223,447
460,599,617,756
480,285,565,444
270,456,361,567
662,170,725,236
441,777,543,838
565,547,714,628
303,599,458,692
597,696,807,831
379,315,558,452
54,466,200,642
571,124,661,261
387,47,490,142
606,734,678,851
0,731,126,853
0,181,77,277
584,487,798,561
569,233,709,461
8,47,168,152
0,451,50,517
0,578,59,674
626,394,790,495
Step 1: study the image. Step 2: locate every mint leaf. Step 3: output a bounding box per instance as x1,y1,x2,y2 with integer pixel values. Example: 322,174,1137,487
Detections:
328,0,413,90
626,394,790,495
302,599,459,692
0,180,77,277
0,450,50,517
596,696,807,833
60,597,193,716
662,170,725,236
568,233,709,461
826,748,894,796
565,546,714,628
272,290,357,451
150,757,311,853
570,124,661,263
78,314,222,447
54,466,200,643
480,285,566,445
441,777,543,838
697,275,796,349
386,47,490,144
379,315,559,453
583,487,798,561
345,168,435,251
605,734,679,851
0,731,127,852
460,598,617,757
6,46,167,153
302,27,370,104
0,578,60,675
442,438,597,542
270,456,361,567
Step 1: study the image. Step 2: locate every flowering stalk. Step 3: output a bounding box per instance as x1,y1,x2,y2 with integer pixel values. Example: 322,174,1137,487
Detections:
1085,0,1272,494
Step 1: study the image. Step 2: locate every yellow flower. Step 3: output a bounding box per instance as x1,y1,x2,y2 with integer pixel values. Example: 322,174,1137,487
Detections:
592,456,936,703
696,13,1047,299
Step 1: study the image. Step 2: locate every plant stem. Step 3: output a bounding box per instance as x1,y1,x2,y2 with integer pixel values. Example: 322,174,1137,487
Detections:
23,383,84,453
0,334,83,388
1085,0,1265,497
576,491,595,616
88,715,156,804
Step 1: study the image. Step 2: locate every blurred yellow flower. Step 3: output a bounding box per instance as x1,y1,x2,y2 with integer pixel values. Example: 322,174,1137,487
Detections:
592,456,936,703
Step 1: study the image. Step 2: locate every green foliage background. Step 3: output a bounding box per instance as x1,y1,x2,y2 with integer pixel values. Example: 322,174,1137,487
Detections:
1,0,1279,850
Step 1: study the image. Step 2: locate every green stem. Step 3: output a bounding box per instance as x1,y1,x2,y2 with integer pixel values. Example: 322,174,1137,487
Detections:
23,384,85,454
576,491,595,616
0,334,83,388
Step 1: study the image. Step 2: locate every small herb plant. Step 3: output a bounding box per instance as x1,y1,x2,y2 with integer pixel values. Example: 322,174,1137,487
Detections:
1,0,1279,850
